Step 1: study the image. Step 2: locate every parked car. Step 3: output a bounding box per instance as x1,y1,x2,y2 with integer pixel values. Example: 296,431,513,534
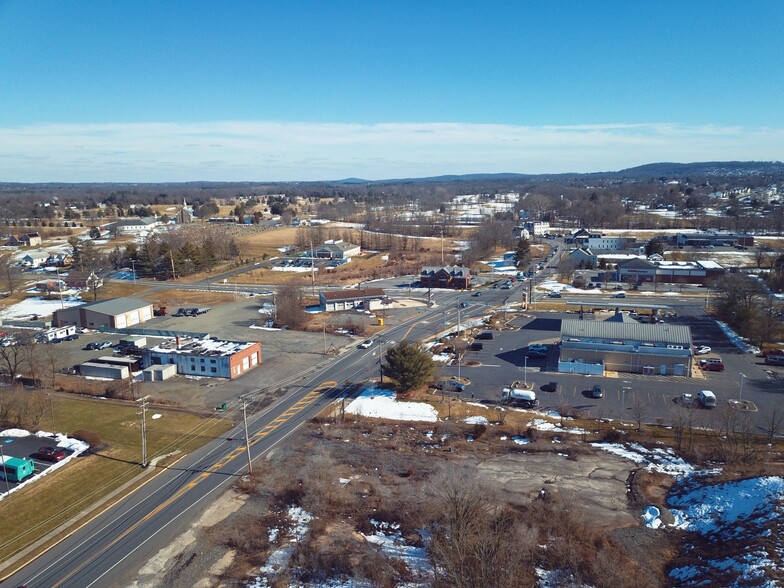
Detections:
65,334,80,341
475,332,494,340
548,291,562,298
37,446,67,462
358,339,374,349
436,379,466,393
700,358,725,372
470,342,484,351
471,291,481,297
528,344,548,354
693,345,712,355
590,384,603,399
94,340,113,350
542,381,558,393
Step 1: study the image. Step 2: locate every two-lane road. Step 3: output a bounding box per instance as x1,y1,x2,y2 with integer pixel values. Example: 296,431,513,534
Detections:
4,298,483,587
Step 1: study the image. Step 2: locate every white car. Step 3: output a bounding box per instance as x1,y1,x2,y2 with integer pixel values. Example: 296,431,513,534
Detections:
358,339,374,349
694,345,712,355
613,291,627,298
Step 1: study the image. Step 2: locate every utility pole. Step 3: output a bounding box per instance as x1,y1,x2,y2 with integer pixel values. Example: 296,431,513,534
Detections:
55,267,64,309
441,228,444,264
169,250,176,281
323,322,328,355
241,397,253,476
378,340,384,383
138,396,150,467
310,240,316,296
131,259,137,285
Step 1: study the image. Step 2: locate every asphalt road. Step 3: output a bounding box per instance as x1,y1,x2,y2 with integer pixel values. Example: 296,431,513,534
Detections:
6,270,781,586
2,295,495,588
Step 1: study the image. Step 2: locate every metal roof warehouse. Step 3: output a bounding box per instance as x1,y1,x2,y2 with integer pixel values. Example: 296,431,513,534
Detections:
558,319,693,377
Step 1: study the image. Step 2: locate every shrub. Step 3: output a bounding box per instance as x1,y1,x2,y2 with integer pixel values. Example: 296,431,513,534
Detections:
71,429,102,450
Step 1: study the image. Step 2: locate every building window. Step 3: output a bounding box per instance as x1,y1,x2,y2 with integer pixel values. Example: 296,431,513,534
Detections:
201,366,205,372
200,358,205,363
210,359,216,364
211,367,217,373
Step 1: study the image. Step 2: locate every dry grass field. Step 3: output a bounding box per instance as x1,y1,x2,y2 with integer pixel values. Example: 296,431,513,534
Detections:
0,394,231,566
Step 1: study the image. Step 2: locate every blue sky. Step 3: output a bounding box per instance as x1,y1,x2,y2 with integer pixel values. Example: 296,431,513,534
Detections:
1,1,782,181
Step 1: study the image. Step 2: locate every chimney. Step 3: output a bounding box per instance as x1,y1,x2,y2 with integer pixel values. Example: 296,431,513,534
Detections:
176,336,181,349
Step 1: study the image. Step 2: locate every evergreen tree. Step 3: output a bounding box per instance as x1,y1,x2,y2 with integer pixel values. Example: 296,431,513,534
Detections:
382,341,436,392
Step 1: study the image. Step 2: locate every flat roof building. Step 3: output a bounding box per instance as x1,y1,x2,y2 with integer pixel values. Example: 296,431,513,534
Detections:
558,318,693,377
141,336,261,379
319,288,386,312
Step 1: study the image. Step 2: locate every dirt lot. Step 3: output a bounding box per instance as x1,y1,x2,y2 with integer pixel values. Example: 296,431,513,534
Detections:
142,416,673,587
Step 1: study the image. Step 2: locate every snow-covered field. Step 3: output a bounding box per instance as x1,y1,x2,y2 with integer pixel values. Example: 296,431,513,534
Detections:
345,386,438,422
0,295,83,320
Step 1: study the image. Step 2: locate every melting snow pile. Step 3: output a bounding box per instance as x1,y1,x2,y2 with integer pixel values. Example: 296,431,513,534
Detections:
360,520,430,584
248,506,313,588
667,476,784,586
591,442,695,476
345,386,438,423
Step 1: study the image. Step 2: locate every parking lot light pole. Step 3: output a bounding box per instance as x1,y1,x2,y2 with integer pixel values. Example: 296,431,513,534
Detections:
739,373,746,401
0,444,10,495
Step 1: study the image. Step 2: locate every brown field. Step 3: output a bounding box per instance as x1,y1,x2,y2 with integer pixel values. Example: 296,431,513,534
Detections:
139,288,237,306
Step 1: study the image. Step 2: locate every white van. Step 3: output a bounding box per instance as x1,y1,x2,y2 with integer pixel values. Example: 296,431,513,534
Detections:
698,390,717,408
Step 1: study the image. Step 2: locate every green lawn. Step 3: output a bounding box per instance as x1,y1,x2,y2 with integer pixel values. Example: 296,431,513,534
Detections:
0,395,232,567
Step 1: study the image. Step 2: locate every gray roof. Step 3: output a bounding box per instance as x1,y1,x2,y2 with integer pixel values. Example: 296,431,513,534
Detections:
603,312,639,323
317,241,358,252
320,288,385,301
561,319,692,346
79,297,152,316
421,265,470,277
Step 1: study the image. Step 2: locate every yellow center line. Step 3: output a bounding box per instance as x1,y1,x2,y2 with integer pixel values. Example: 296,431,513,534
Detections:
51,381,339,588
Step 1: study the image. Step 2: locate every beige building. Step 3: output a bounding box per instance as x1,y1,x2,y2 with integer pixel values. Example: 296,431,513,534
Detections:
53,297,154,330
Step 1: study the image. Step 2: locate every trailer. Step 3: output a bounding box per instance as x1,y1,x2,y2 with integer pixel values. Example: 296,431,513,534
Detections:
0,456,35,483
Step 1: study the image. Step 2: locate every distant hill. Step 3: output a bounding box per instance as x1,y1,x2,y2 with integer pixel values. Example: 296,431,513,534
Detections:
328,161,784,185
613,161,784,179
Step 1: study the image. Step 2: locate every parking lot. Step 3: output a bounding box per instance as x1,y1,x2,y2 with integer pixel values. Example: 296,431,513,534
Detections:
0,434,72,490
436,304,783,428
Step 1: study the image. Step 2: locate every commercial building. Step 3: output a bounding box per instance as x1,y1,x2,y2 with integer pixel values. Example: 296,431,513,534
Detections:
615,259,725,285
319,288,386,312
676,231,754,248
313,240,361,260
419,266,471,289
141,337,261,379
558,318,693,376
53,297,154,330
115,217,163,235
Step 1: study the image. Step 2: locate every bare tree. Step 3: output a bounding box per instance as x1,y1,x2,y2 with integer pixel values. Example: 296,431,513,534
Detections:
0,252,22,294
424,467,534,588
275,281,309,330
762,406,784,446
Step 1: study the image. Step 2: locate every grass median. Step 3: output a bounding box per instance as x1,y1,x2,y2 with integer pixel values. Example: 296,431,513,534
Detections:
0,394,233,566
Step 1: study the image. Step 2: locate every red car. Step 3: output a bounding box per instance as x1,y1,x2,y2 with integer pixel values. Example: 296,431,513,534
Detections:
37,446,67,462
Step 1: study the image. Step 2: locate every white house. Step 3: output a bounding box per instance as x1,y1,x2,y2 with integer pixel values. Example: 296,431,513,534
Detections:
22,251,50,268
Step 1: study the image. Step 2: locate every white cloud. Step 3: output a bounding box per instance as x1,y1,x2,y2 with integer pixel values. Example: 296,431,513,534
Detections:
0,121,781,182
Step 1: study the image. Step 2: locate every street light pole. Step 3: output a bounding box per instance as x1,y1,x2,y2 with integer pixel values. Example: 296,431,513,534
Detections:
739,373,746,401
